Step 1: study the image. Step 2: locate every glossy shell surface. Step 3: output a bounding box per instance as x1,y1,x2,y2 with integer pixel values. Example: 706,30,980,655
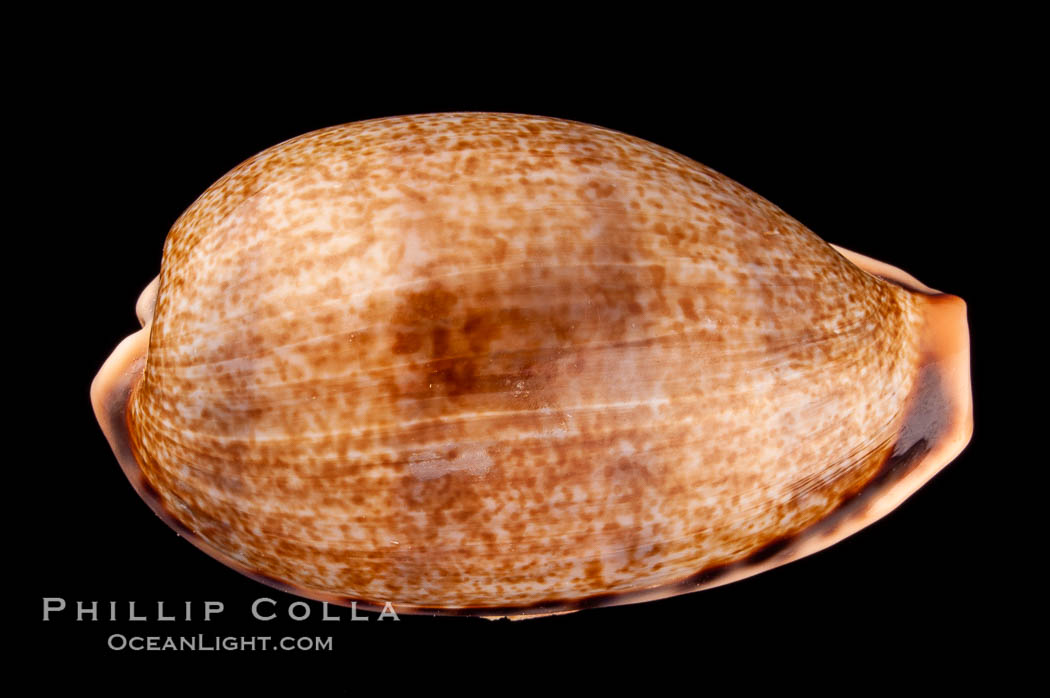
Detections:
92,113,972,617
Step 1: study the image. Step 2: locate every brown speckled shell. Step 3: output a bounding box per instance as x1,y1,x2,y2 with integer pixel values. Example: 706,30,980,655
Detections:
92,113,972,617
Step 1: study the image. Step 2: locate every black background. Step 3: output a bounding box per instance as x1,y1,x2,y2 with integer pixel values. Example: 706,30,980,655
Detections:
20,42,1025,685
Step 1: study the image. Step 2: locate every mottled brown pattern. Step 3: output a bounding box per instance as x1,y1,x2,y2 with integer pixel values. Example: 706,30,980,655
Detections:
97,113,971,614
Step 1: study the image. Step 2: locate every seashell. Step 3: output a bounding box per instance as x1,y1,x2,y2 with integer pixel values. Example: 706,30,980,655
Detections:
91,112,972,618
